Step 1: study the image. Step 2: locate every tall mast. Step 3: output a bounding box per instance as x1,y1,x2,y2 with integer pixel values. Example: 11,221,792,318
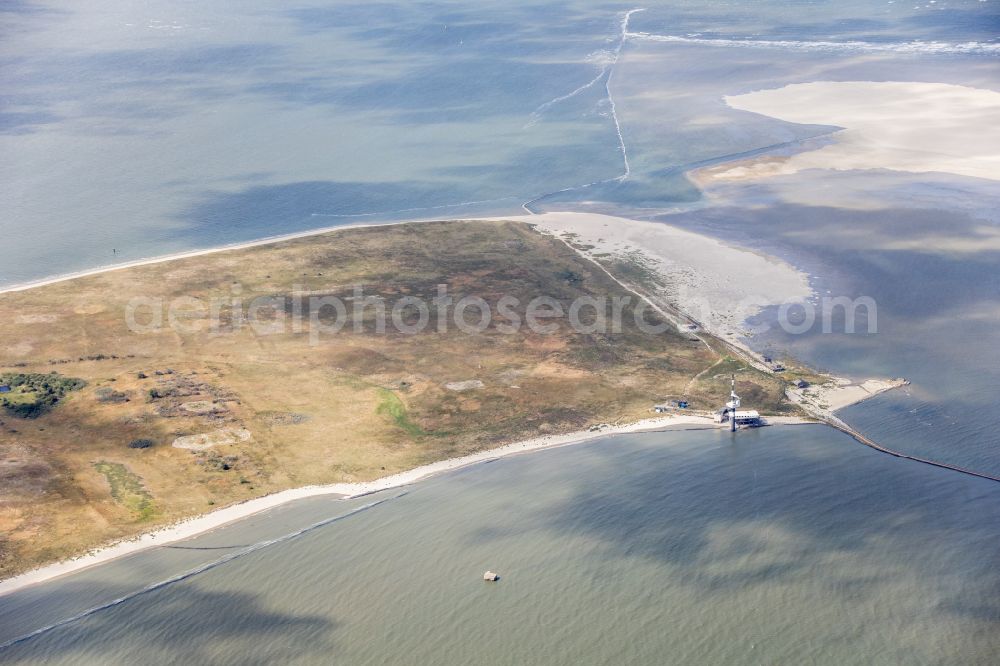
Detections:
728,374,740,432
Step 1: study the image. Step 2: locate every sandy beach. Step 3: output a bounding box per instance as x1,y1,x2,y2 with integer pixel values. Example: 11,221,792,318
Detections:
787,378,909,421
503,211,814,343
0,413,763,597
718,81,1000,182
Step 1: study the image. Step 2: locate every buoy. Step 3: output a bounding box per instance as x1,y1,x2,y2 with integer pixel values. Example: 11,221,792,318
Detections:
483,571,499,581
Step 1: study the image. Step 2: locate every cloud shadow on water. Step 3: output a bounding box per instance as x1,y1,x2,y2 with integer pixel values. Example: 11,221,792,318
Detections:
172,180,466,244
0,583,337,664
0,110,61,135
501,429,1000,620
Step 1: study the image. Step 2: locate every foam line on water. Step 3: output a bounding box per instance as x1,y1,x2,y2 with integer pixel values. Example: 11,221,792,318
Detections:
626,32,1000,55
313,9,645,219
0,493,405,652
521,8,644,213
527,68,609,126
521,174,618,213
607,8,644,181
527,8,643,126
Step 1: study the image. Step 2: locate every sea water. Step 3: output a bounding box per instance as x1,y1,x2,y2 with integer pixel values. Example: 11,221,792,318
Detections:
3,1,1000,661
588,27,1000,477
1,427,998,664
3,0,997,285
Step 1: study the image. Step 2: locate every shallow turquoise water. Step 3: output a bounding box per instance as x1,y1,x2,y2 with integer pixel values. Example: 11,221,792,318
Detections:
2,426,998,664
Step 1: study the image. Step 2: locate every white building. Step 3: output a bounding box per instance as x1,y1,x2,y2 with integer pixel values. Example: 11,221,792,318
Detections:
714,376,763,428
713,408,762,426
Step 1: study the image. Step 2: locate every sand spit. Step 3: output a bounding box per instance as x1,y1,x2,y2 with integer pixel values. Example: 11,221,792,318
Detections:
788,378,910,419
501,212,906,420
719,81,1000,182
506,211,813,345
0,413,795,597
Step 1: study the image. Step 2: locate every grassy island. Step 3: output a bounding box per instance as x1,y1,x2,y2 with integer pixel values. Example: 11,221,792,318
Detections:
0,220,801,578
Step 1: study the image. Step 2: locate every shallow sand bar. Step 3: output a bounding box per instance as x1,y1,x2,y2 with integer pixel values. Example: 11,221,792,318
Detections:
722,81,1000,182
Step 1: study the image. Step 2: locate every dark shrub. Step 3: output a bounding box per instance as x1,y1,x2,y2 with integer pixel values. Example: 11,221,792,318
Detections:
95,387,129,404
1,401,45,419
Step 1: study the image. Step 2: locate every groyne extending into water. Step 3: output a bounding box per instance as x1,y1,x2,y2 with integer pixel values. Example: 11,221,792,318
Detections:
821,416,1000,484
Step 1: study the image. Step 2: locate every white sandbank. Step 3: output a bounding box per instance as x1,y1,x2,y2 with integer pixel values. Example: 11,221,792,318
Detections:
720,81,1000,182
787,378,910,419
0,413,764,597
503,211,813,344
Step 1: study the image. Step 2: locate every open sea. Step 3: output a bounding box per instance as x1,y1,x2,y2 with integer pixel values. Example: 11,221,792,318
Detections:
2,0,999,662
2,426,999,664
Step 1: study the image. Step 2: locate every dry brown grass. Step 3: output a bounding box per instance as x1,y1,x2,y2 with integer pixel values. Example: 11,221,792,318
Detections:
0,220,797,578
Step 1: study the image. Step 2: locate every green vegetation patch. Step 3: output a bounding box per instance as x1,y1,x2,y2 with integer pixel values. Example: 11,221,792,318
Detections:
376,389,426,438
0,372,85,418
92,461,156,520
